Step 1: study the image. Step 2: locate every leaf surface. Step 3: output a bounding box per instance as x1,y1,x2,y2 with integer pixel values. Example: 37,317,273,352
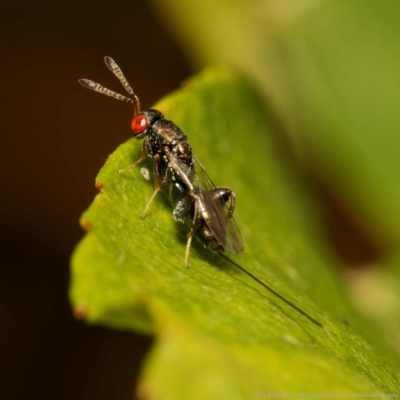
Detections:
70,68,400,396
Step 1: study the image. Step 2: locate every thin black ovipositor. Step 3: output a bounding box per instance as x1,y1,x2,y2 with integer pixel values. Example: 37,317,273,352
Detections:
219,254,322,327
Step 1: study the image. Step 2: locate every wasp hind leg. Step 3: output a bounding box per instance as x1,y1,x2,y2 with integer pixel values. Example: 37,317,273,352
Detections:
212,187,236,219
185,198,201,267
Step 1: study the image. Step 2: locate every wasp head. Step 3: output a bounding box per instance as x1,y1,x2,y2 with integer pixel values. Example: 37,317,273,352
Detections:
130,109,164,140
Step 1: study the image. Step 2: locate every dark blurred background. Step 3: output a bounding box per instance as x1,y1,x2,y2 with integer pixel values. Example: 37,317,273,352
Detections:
0,1,190,399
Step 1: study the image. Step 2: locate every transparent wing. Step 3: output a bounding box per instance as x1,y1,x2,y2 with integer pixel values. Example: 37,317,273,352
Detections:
192,156,244,254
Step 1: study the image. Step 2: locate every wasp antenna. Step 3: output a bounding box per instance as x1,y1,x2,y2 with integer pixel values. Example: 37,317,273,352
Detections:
103,57,141,115
78,79,133,103
220,253,322,328
104,56,135,96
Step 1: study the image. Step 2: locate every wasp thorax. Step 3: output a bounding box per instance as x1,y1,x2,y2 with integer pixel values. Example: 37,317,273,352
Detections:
131,109,164,138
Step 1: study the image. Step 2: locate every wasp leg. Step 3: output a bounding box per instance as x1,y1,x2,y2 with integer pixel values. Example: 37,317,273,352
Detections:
185,198,200,267
211,187,236,219
117,138,150,174
140,154,162,219
223,188,236,219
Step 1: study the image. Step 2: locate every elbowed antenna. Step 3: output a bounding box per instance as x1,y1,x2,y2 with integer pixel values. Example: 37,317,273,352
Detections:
78,56,141,115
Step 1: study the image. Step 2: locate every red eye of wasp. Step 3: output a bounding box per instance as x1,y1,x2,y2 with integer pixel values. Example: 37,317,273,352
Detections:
131,115,148,135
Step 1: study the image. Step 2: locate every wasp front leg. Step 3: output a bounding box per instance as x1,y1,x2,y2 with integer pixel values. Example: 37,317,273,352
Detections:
117,137,150,174
140,154,163,219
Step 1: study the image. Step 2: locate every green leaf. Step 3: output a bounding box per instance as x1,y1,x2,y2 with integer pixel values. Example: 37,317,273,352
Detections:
70,68,400,396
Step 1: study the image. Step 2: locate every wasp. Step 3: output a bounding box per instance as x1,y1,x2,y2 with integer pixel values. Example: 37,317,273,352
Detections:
79,57,321,327
79,56,244,267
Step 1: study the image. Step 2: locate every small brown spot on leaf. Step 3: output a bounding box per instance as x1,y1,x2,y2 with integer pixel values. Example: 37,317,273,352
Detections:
180,78,192,90
136,382,156,400
73,303,87,320
80,218,92,232
81,219,92,232
95,181,104,192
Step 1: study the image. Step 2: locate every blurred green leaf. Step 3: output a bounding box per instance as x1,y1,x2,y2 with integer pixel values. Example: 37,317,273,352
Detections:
151,0,400,250
70,68,400,396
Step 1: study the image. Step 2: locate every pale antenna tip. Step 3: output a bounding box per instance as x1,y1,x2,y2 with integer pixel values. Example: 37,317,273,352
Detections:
78,79,94,89
104,55,114,67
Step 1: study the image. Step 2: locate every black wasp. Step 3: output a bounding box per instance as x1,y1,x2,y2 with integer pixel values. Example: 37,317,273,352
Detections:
79,56,244,267
79,57,322,327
